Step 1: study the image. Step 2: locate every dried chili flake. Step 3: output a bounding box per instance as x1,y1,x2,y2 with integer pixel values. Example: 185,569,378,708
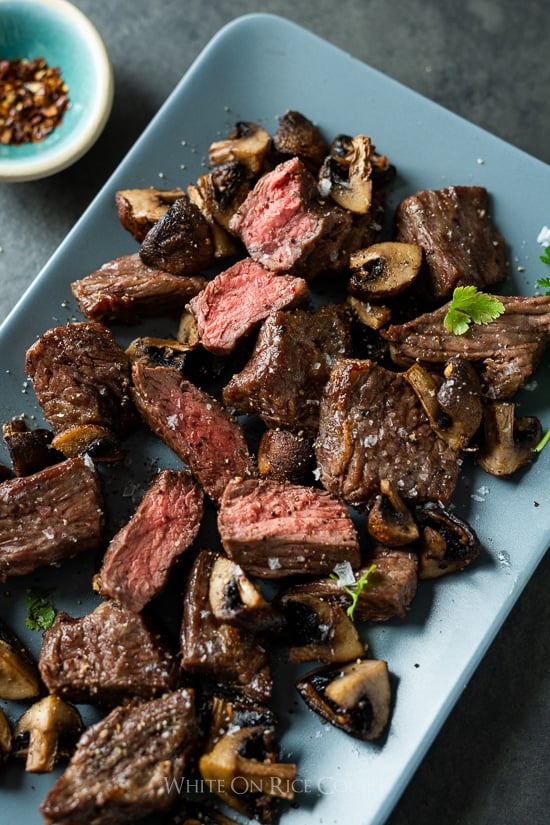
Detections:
0,57,70,145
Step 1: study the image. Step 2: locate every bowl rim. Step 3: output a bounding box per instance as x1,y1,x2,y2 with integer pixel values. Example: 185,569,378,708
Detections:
0,0,114,182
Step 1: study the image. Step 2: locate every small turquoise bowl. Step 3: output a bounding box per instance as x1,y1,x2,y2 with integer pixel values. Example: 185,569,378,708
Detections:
0,0,113,182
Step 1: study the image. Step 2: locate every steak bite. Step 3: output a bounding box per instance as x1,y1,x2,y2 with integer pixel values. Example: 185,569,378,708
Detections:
315,359,460,508
223,305,354,435
187,257,310,355
394,185,508,301
38,600,180,705
25,321,134,461
0,456,103,581
140,193,214,275
180,549,272,702
217,477,361,578
228,156,353,278
71,252,206,323
131,363,256,504
94,469,204,613
382,294,550,399
41,687,197,825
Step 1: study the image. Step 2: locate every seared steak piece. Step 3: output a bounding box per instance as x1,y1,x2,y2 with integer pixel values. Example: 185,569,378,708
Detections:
39,600,180,705
382,295,550,399
217,477,361,578
2,418,63,476
25,321,134,461
132,363,256,504
394,185,508,300
0,456,103,581
229,156,353,278
71,253,206,323
41,687,197,825
140,193,214,275
115,187,185,241
315,359,460,508
187,257,310,355
284,546,418,622
95,469,204,613
180,549,272,702
223,305,353,434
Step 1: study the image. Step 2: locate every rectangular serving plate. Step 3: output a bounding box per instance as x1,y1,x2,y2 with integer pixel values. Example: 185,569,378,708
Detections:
1,13,549,825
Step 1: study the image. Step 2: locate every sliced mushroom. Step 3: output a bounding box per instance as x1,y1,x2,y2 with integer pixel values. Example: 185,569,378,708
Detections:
202,692,278,755
271,109,329,172
368,479,419,546
296,658,392,740
476,401,542,476
277,591,365,664
115,187,185,242
208,555,284,633
416,503,481,578
347,294,391,331
125,335,191,370
0,618,40,700
318,134,373,214
348,242,422,300
3,418,63,476
257,428,314,484
208,122,271,176
51,424,124,463
13,694,84,772
139,194,214,276
199,725,297,819
0,707,11,764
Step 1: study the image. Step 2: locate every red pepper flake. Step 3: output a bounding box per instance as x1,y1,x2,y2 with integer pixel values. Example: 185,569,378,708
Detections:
0,57,70,145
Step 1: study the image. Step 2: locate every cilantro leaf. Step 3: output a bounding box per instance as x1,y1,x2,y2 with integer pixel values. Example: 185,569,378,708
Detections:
443,286,505,335
535,275,550,295
540,246,550,266
330,563,377,620
25,587,57,631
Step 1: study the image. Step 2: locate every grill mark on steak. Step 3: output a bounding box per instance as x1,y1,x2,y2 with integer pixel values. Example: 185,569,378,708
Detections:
229,156,353,278
0,456,103,581
187,257,310,355
315,359,460,507
41,687,197,825
95,469,204,613
217,477,361,578
38,600,181,705
382,294,550,399
394,185,508,300
223,305,354,435
131,363,256,504
71,252,206,323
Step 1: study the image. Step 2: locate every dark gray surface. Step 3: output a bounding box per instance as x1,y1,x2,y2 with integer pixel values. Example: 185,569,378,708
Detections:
0,2,548,824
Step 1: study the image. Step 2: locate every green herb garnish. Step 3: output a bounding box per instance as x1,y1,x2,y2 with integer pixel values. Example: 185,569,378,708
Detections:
330,563,377,620
25,587,57,631
443,286,505,336
533,427,550,454
539,246,550,266
535,275,550,295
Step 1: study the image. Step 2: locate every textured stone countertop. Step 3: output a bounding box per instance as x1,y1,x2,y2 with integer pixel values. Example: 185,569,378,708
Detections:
1,2,549,824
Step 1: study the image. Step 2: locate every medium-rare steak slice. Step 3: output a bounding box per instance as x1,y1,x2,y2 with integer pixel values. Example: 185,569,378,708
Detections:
71,252,206,323
180,549,272,702
0,456,103,581
41,687,197,825
382,294,550,399
95,469,203,613
217,477,361,578
25,321,134,461
223,305,354,434
38,600,180,705
187,257,310,354
131,363,256,504
229,156,353,278
394,185,508,300
315,359,460,507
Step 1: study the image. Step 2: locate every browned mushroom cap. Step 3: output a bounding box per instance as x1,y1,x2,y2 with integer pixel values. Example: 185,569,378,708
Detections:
208,556,284,633
257,428,314,484
188,160,252,238
13,694,84,772
348,242,422,300
0,618,41,700
51,424,124,463
368,479,419,547
416,503,481,579
346,294,392,331
125,335,192,370
2,419,63,477
277,591,365,664
271,110,329,172
199,725,297,819
203,692,279,755
208,122,271,176
476,401,542,476
139,194,214,276
0,707,11,764
115,187,185,242
296,658,392,740
318,134,373,214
